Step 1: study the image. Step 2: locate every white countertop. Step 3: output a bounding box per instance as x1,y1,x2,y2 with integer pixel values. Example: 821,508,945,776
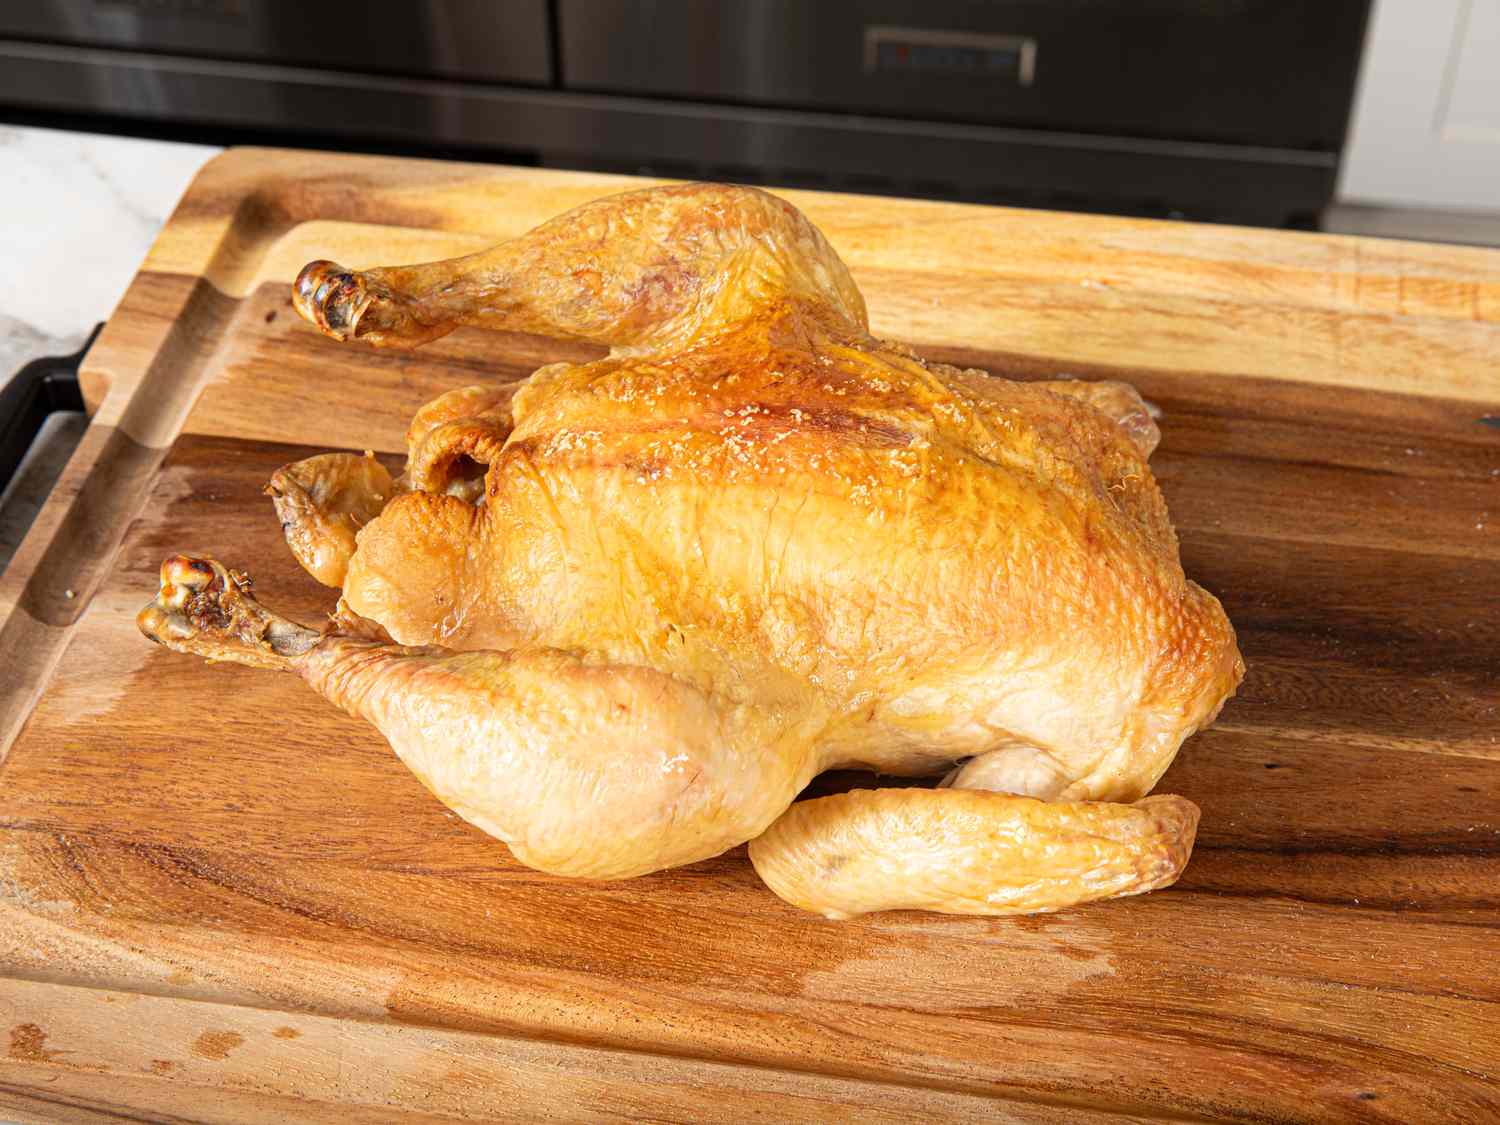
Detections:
0,125,220,575
1,124,221,380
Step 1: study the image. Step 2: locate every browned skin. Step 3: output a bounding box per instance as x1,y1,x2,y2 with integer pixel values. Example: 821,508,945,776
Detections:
267,452,393,587
143,184,1242,917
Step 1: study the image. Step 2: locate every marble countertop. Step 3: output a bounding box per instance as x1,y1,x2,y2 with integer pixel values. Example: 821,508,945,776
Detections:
0,125,220,574
1,124,221,381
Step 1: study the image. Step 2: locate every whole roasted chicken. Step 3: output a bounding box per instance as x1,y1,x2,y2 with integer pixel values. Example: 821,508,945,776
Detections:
140,184,1242,918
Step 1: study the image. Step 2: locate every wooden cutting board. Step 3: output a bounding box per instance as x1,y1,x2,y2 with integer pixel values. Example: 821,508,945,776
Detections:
2,149,1499,1123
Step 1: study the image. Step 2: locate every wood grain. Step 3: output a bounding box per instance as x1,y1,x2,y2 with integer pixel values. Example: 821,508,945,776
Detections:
2,148,1500,1122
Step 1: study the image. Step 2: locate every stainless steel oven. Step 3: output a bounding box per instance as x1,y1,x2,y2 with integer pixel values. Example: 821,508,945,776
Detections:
0,0,1370,225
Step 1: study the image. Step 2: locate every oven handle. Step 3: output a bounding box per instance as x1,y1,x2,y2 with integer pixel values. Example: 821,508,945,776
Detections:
0,323,100,494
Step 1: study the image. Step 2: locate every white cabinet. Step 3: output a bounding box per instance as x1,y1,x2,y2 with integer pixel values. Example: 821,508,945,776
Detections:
1339,0,1500,212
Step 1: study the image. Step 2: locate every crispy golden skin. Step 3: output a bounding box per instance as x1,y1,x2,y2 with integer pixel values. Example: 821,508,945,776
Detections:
143,184,1242,916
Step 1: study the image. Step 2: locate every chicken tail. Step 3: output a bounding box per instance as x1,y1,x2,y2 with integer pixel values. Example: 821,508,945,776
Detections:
748,786,1199,920
266,451,396,588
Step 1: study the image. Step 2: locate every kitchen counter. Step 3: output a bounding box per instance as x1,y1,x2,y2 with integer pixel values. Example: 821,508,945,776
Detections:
0,125,219,572
1,125,219,378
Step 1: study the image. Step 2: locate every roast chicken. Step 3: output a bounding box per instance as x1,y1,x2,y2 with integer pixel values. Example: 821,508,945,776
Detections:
139,184,1242,918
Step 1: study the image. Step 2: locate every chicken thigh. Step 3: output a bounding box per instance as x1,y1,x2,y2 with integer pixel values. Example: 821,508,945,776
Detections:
140,184,1242,918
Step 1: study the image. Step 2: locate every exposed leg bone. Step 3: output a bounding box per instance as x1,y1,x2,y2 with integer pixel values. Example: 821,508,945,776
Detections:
137,555,320,670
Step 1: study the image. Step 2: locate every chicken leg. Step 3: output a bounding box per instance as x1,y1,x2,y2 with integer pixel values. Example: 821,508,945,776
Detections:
138,555,816,879
292,182,868,353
